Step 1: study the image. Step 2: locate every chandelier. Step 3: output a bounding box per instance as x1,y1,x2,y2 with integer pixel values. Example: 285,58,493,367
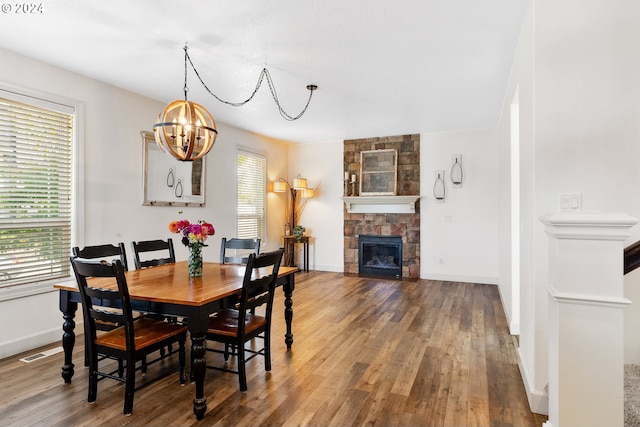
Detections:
154,44,318,162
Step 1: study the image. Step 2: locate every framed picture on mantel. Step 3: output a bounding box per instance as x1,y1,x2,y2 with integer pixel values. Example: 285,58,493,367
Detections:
359,149,397,196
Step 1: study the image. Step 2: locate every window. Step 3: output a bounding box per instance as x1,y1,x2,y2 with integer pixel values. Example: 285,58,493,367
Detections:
0,91,75,297
236,149,266,241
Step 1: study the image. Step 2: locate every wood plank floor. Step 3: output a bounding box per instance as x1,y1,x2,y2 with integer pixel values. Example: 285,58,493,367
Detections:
0,272,547,426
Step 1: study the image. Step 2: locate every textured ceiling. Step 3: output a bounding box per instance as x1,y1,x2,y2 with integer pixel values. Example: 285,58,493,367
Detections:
0,0,526,143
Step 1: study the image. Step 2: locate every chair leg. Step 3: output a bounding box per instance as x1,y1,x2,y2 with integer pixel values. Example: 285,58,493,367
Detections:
141,356,147,374
224,343,230,361
88,353,98,404
118,359,124,378
178,336,186,385
123,357,136,415
84,334,90,367
238,343,247,392
264,329,272,372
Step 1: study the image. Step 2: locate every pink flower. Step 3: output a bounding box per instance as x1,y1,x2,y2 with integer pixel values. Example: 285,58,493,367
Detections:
168,218,215,247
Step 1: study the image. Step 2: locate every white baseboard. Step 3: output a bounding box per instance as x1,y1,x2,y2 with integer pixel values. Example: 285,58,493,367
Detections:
0,327,64,360
421,273,498,285
495,280,520,335
518,346,549,416
310,265,343,273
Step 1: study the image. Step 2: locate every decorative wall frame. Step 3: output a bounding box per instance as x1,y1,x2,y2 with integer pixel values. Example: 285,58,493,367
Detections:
141,131,206,206
359,149,397,196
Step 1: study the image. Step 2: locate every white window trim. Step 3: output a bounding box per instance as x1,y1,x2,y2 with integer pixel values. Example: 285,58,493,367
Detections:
0,82,84,302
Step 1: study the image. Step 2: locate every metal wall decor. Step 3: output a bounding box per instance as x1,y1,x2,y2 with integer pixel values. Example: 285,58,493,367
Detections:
450,154,463,187
175,178,183,198
433,170,446,202
167,168,175,187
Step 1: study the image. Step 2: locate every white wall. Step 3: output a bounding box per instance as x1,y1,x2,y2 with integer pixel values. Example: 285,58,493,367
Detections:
493,0,640,415
421,130,500,284
288,142,344,272
0,47,293,359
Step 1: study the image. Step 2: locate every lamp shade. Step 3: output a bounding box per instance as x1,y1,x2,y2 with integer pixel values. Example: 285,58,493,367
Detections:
154,99,217,161
302,188,315,198
273,181,287,192
293,177,308,190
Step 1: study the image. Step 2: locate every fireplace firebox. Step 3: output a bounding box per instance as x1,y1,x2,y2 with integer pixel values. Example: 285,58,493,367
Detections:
358,235,402,279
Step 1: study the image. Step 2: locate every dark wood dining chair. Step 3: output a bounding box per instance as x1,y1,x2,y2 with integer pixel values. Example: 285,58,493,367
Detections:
205,248,283,392
131,238,181,329
131,238,175,270
70,257,187,416
220,237,261,264
72,243,130,367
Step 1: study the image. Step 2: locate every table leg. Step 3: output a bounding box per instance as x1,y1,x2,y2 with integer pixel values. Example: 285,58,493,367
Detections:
60,292,77,383
283,274,295,349
305,241,309,272
190,332,207,420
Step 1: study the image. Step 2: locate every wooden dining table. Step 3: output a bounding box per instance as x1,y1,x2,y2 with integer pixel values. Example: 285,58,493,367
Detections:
54,261,299,420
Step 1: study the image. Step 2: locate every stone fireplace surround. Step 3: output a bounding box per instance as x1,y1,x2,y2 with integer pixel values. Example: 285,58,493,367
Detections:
343,134,420,279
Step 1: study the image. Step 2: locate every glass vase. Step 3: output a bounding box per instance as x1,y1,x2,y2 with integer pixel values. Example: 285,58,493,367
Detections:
188,244,203,277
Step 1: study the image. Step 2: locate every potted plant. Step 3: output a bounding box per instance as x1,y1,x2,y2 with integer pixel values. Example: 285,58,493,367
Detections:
292,225,306,242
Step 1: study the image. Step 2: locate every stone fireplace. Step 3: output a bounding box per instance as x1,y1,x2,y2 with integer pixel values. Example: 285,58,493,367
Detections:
343,134,420,279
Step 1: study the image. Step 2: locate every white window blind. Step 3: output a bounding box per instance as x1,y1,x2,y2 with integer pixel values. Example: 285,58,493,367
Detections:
237,149,266,241
0,96,73,288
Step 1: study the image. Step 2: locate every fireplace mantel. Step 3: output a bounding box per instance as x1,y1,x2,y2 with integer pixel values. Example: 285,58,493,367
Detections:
342,195,420,214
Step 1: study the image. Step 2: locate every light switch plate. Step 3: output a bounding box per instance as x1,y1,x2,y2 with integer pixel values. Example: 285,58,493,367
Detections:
559,193,582,211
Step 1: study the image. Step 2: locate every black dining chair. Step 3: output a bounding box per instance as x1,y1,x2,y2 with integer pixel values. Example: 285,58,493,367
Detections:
72,243,130,368
220,238,261,264
131,238,175,270
205,248,283,392
70,257,187,415
131,238,181,330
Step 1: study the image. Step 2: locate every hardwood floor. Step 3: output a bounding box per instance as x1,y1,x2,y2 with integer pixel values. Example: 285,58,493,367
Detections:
0,272,547,426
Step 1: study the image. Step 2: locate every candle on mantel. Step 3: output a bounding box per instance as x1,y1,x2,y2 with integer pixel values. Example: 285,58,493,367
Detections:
351,174,356,183
344,171,349,180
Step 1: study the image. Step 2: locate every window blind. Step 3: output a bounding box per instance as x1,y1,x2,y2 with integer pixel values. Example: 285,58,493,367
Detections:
237,149,265,241
0,96,73,288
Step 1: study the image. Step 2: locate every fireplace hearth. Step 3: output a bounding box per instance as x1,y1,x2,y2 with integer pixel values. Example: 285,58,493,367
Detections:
359,235,403,279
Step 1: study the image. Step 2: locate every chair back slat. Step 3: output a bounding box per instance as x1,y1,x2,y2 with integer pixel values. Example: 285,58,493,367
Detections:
220,238,261,264
131,239,175,269
72,243,128,271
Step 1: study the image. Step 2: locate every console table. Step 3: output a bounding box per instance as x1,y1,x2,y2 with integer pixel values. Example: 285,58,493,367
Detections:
282,235,309,272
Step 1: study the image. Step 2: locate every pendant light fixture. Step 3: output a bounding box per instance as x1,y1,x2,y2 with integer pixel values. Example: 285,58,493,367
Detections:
154,46,218,162
154,44,317,162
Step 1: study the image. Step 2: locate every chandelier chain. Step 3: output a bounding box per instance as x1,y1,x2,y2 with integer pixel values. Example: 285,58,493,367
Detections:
183,45,315,121
183,45,189,100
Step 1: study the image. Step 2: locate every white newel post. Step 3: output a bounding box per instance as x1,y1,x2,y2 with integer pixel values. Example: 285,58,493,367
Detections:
541,212,637,427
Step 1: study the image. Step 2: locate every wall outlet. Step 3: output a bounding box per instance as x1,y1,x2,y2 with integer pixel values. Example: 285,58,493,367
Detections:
438,258,444,265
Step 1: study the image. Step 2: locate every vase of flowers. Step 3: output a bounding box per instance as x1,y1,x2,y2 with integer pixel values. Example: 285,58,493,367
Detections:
168,218,215,277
